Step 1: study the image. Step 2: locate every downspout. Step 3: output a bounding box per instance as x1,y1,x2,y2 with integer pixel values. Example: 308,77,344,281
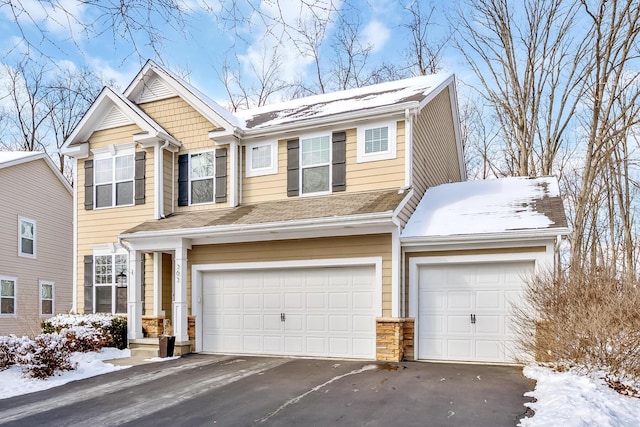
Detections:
229,139,239,207
154,140,170,219
172,151,175,214
404,108,414,189
72,157,78,313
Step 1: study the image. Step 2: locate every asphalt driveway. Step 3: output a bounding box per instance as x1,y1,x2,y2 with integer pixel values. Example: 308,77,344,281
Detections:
0,354,534,426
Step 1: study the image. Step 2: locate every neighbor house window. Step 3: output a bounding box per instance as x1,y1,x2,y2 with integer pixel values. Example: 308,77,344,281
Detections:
356,121,397,163
190,151,215,204
246,141,278,177
0,277,16,315
40,281,54,316
301,135,331,194
94,152,134,208
18,217,36,258
94,253,128,314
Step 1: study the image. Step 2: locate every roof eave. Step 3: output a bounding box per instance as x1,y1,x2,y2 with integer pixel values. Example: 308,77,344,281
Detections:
400,227,570,247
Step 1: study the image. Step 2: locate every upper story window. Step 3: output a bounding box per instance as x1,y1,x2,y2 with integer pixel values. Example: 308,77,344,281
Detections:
301,135,331,194
94,151,135,208
356,121,397,163
40,281,54,316
1,276,16,315
18,217,36,258
94,252,128,314
190,151,215,204
246,141,278,177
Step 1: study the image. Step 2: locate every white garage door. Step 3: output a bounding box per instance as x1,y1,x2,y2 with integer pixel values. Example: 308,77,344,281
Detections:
417,261,533,363
202,266,376,359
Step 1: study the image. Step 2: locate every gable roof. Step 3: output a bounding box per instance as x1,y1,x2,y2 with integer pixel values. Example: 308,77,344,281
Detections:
236,74,453,131
62,87,180,154
0,151,72,193
402,176,568,241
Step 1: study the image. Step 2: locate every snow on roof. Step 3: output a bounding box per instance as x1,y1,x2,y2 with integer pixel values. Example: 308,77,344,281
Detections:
235,73,452,130
0,151,43,166
402,176,567,238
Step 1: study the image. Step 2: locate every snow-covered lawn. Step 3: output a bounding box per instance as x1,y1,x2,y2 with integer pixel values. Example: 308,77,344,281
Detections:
520,365,640,427
0,348,131,400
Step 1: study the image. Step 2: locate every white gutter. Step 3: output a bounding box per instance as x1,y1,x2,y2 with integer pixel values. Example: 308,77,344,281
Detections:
400,227,571,247
120,211,394,241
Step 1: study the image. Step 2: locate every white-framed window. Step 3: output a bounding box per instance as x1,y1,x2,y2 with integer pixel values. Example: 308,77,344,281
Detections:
94,252,128,314
40,280,54,316
300,134,331,195
18,216,36,258
356,121,397,163
94,148,135,208
189,150,215,205
245,141,278,177
0,276,16,316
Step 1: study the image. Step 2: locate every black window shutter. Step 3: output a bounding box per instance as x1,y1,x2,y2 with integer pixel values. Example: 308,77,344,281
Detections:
287,139,300,197
332,131,346,192
134,151,146,205
84,160,94,210
215,148,228,203
83,255,94,314
178,154,189,206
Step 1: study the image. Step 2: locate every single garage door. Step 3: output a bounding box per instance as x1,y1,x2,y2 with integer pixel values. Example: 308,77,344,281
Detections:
202,265,376,359
417,261,533,363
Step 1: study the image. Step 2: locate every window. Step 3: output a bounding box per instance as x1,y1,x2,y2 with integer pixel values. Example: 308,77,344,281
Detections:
40,281,54,316
18,217,36,258
0,277,16,315
190,151,215,204
95,153,134,208
246,141,278,177
356,121,397,163
94,253,128,314
301,135,331,194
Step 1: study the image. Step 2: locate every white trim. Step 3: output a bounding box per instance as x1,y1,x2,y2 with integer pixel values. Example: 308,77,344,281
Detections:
153,252,163,316
408,250,551,360
39,280,55,317
154,142,162,219
245,140,278,177
356,120,397,163
401,228,570,247
447,78,467,181
191,256,383,353
391,227,401,317
72,158,78,313
17,216,37,259
299,132,332,196
0,275,17,317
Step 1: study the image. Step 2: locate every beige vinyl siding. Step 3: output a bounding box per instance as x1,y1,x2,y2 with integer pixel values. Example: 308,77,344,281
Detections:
187,234,393,317
137,96,231,213
398,87,462,227
76,125,156,312
0,159,72,337
242,123,406,203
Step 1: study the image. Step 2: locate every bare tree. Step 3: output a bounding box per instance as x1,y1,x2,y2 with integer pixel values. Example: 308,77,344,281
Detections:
402,0,449,76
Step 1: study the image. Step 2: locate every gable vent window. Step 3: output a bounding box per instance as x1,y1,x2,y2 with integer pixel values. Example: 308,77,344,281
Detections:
190,151,215,204
95,153,134,208
365,126,389,153
301,135,331,194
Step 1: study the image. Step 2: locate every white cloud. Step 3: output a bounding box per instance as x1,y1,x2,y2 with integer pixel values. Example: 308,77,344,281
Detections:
362,20,390,53
0,0,89,39
86,57,138,90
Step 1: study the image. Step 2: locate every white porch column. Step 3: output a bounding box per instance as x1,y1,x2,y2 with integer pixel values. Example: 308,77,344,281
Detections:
127,250,144,339
153,252,164,316
173,239,190,342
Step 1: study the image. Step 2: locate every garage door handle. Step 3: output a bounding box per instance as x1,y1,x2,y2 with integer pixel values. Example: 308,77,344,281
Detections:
470,314,476,324
281,313,285,322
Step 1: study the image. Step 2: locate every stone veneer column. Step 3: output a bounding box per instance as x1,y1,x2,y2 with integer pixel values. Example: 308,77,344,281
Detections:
376,317,415,362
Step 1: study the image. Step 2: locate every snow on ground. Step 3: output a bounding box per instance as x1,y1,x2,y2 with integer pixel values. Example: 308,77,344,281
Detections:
0,348,131,400
520,365,640,427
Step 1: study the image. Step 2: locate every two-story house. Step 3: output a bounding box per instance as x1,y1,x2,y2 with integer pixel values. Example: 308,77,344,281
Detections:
62,60,567,363
0,151,73,337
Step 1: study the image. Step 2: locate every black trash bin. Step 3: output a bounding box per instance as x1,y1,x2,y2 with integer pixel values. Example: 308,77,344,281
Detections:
159,335,176,358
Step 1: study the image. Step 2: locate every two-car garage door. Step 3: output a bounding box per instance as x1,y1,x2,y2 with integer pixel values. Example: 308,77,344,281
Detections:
417,261,533,363
201,265,377,359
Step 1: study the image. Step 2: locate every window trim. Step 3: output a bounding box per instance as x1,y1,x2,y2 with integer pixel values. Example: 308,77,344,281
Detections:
245,141,278,177
356,120,397,163
0,275,17,317
18,216,37,259
188,149,216,206
93,146,136,209
299,132,332,196
93,249,129,314
39,280,54,317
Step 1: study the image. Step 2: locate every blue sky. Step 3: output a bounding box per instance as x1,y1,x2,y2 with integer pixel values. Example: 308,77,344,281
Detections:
0,0,459,104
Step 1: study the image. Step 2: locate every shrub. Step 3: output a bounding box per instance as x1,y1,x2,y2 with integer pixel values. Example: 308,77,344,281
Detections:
514,268,640,394
42,314,127,349
18,333,74,379
0,335,31,371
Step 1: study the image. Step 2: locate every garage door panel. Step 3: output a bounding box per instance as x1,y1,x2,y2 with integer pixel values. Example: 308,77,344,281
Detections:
202,265,375,359
418,261,534,363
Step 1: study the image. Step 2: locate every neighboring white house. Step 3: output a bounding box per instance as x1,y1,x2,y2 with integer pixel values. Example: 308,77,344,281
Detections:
0,151,73,337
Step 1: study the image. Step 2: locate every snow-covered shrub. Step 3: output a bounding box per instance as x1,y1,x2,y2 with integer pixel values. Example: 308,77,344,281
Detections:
18,333,74,379
514,269,640,395
0,335,31,371
42,314,127,350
